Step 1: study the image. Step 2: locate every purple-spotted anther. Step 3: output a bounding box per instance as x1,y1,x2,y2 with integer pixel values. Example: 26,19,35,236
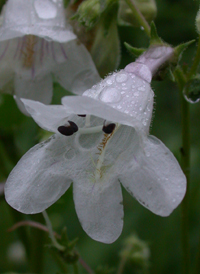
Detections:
0,0,100,114
5,46,186,243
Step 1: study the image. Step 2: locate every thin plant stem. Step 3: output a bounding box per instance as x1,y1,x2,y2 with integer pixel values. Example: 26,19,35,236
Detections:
174,67,190,274
30,214,45,273
188,35,200,78
9,220,94,274
117,244,132,274
79,257,94,274
42,210,65,251
73,263,80,274
124,0,151,37
8,220,60,238
8,208,31,259
194,230,200,274
48,248,69,274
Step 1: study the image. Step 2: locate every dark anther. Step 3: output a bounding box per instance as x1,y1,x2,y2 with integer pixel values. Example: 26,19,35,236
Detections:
68,121,78,133
78,114,86,117
102,123,116,134
57,121,78,136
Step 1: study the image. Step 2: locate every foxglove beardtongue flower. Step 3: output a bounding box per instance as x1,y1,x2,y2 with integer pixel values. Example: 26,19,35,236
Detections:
5,46,186,244
0,0,100,114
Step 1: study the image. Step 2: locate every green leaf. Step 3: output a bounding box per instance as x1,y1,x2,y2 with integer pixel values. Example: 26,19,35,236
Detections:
150,21,164,45
124,42,146,58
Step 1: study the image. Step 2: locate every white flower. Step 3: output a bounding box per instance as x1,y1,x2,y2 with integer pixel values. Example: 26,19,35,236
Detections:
0,0,100,114
5,61,186,243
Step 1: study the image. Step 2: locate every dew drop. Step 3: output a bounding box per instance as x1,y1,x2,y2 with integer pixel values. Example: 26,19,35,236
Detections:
106,78,113,85
183,78,200,104
143,121,147,126
99,87,121,103
34,0,57,19
116,73,128,83
134,91,139,97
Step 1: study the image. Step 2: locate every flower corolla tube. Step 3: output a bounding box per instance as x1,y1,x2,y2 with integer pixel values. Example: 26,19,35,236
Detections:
5,58,186,243
0,0,100,114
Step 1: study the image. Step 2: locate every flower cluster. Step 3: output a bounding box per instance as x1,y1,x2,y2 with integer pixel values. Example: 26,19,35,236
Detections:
5,49,186,243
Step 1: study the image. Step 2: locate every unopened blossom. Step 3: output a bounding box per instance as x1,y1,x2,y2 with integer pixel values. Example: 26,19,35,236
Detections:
5,46,186,243
0,0,100,114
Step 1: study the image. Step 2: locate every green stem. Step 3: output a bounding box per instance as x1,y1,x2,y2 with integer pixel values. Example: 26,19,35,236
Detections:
29,214,45,273
73,263,80,274
117,244,132,274
49,248,69,274
42,210,65,251
194,231,200,274
174,67,190,274
124,0,151,37
188,35,200,78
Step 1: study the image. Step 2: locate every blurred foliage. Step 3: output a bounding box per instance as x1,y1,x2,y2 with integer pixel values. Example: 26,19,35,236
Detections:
1,0,200,274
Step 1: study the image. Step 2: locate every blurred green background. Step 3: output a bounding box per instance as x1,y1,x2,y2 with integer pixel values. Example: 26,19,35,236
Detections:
1,0,200,273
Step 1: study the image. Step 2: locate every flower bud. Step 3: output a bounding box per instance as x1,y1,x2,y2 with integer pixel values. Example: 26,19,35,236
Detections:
118,0,157,27
119,234,150,269
183,75,200,103
72,0,101,29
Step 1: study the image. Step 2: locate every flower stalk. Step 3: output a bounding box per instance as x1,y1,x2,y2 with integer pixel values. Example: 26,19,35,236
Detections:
42,210,65,252
174,66,190,274
124,0,151,37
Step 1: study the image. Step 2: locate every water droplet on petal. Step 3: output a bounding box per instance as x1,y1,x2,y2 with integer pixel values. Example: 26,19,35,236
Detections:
99,87,121,103
106,78,113,85
116,73,128,83
34,0,57,19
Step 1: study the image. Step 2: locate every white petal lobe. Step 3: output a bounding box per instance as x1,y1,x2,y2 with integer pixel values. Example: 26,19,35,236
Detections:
21,99,68,133
5,135,72,214
73,179,124,243
120,135,186,216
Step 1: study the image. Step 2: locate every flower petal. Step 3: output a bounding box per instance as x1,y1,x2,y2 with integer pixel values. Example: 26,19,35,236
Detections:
73,178,123,243
120,135,186,216
5,135,72,214
14,74,53,115
62,96,145,130
0,0,76,43
21,99,68,133
0,40,14,89
81,69,154,132
54,40,100,95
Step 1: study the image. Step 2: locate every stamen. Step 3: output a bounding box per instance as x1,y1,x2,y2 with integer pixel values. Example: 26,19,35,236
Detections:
68,121,78,133
57,121,78,136
22,35,37,68
102,121,116,134
85,115,91,127
79,126,102,134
